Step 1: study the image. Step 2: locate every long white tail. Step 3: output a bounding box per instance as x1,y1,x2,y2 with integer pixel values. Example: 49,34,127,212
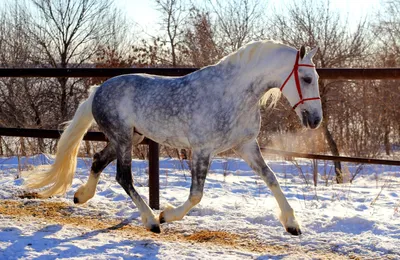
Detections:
23,86,99,198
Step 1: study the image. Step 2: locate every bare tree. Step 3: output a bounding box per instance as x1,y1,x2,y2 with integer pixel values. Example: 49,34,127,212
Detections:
28,0,121,122
0,2,46,130
154,0,188,66
183,8,223,66
204,0,267,53
375,0,400,56
0,1,54,152
0,0,128,154
372,0,400,156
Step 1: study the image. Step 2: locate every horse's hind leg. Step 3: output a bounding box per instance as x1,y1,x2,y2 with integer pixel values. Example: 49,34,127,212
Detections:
233,140,301,236
114,130,160,233
74,142,116,204
159,149,212,223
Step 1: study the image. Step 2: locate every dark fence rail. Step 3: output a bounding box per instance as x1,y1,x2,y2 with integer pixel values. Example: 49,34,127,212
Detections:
0,127,151,144
261,148,400,166
0,127,107,141
1,67,400,79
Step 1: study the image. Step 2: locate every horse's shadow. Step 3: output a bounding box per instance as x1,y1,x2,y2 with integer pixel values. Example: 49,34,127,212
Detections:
0,220,160,259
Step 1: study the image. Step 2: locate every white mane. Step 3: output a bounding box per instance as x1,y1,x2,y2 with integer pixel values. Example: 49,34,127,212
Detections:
260,87,282,108
219,40,290,66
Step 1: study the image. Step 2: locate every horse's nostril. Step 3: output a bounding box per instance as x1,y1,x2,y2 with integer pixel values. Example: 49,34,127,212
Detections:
310,117,321,128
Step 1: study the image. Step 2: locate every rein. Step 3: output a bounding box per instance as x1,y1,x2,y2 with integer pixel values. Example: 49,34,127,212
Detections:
280,50,320,110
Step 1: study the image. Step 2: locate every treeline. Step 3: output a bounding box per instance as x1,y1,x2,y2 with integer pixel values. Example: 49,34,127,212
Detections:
0,0,399,175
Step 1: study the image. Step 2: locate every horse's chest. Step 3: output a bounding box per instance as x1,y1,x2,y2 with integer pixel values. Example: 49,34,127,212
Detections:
227,117,259,143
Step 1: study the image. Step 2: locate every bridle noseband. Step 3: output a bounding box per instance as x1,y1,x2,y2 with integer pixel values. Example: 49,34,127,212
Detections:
280,50,320,110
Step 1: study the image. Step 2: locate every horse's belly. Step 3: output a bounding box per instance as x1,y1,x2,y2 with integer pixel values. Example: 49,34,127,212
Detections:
135,123,190,148
149,134,190,149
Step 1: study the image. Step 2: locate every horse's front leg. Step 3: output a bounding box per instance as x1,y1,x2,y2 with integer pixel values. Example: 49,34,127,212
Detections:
159,149,212,223
234,140,301,236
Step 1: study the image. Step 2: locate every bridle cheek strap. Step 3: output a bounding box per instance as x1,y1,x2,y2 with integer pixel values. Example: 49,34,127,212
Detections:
280,51,320,110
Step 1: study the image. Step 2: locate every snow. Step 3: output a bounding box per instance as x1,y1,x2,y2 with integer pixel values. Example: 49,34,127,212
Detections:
1,154,400,259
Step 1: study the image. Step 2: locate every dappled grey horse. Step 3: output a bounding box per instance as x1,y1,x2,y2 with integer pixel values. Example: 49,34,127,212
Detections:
24,40,322,235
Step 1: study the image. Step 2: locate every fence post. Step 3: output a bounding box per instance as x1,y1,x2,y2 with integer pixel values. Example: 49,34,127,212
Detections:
148,140,160,210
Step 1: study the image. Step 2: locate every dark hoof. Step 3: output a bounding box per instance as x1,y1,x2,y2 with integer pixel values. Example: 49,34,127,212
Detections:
73,197,79,204
150,225,161,234
159,212,166,224
286,227,302,236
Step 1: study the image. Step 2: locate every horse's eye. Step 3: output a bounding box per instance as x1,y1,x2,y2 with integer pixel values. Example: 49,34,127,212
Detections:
303,77,312,84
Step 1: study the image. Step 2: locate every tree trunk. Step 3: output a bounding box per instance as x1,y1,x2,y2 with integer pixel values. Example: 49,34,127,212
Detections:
20,137,26,156
58,77,68,122
171,43,176,66
384,125,391,156
38,138,45,154
313,159,318,186
85,140,92,156
322,122,343,183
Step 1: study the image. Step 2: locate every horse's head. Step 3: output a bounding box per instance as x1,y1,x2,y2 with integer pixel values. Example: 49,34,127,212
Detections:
280,46,322,129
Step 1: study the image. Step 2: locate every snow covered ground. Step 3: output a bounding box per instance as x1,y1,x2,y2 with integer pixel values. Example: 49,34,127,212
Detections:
0,154,400,259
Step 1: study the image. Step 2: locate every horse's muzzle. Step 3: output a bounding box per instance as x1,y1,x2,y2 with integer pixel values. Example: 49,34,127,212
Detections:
301,110,322,129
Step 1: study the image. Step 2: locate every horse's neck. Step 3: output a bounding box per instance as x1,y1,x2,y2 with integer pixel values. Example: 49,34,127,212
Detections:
215,47,294,106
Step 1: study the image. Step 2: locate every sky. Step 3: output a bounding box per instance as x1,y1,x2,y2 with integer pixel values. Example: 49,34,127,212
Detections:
114,0,380,36
0,0,380,37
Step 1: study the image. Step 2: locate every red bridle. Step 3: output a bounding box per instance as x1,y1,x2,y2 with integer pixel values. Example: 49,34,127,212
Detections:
280,51,320,110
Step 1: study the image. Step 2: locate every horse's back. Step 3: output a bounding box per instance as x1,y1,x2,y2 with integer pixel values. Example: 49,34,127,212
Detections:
91,74,193,147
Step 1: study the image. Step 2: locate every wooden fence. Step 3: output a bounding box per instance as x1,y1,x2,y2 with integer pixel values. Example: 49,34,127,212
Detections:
1,67,400,209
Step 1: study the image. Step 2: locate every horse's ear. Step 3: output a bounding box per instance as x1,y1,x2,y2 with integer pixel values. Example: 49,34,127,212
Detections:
300,46,306,59
306,47,318,60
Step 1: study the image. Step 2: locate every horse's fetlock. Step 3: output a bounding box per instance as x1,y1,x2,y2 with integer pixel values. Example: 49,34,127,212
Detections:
141,213,160,231
73,184,94,204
